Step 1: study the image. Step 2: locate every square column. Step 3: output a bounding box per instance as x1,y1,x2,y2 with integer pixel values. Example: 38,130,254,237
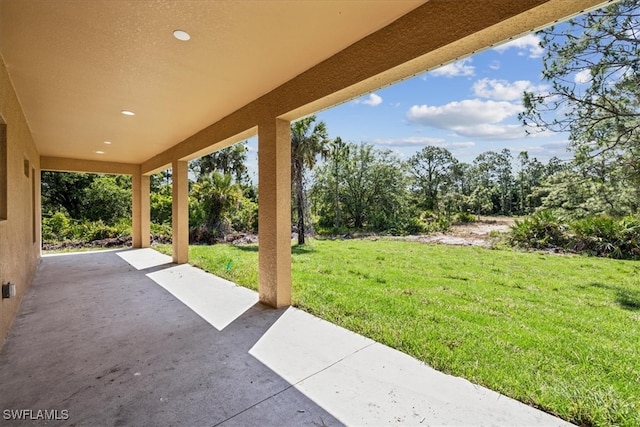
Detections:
258,118,291,307
132,172,150,248
172,160,189,264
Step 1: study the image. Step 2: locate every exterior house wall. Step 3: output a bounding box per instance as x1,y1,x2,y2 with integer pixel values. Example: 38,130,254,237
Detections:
0,55,41,343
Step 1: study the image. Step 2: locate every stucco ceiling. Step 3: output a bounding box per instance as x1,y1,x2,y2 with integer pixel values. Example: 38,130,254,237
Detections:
0,0,423,164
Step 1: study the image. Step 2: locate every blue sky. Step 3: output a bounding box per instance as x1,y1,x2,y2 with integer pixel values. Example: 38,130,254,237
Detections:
245,27,576,181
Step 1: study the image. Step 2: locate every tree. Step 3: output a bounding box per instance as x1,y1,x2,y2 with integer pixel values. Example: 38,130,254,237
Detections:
328,137,349,230
515,151,547,215
368,149,412,231
193,141,249,184
520,0,640,209
151,169,172,191
536,152,639,218
469,186,494,218
341,144,376,229
291,116,329,244
472,150,514,215
83,175,132,223
41,171,95,219
191,172,242,235
311,142,411,232
408,146,456,213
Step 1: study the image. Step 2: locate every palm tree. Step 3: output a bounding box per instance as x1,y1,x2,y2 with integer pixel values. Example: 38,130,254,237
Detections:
191,172,241,235
291,116,330,244
195,142,249,184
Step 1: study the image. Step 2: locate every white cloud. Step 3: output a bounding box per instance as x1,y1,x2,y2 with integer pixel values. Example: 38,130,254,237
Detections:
574,69,592,84
454,123,527,140
493,34,544,58
406,99,528,140
407,99,522,128
489,60,500,70
430,58,475,78
355,93,383,106
472,78,547,101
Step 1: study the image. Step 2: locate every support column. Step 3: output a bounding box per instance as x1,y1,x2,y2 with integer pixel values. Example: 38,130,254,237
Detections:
172,160,189,264
132,172,150,248
258,117,291,307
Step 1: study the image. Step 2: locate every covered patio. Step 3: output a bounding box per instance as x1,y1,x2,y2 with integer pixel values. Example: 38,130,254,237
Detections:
0,0,613,424
0,248,571,425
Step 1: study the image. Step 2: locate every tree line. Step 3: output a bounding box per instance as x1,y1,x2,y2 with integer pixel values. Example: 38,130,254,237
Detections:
40,115,638,245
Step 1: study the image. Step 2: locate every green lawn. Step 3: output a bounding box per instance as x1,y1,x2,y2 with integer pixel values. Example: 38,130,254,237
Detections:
156,239,640,426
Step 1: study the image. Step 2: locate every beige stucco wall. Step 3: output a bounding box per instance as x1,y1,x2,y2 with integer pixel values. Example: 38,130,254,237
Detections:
0,54,41,343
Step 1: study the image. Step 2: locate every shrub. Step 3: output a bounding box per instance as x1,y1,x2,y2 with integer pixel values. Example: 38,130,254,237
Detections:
399,216,426,235
42,211,76,242
509,210,567,249
571,215,622,258
150,222,172,241
509,211,640,260
417,211,451,234
151,191,173,225
48,211,70,235
79,220,122,242
454,211,476,224
229,198,258,232
570,215,640,259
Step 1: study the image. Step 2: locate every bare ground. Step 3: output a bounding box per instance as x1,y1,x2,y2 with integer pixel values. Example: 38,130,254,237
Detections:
400,216,515,247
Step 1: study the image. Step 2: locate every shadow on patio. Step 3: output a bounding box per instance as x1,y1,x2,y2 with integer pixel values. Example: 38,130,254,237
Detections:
0,249,569,426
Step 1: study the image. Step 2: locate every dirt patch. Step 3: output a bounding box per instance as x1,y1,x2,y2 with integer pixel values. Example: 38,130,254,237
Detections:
405,217,514,247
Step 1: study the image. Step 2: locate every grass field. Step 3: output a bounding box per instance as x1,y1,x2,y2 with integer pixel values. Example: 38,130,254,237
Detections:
156,239,640,426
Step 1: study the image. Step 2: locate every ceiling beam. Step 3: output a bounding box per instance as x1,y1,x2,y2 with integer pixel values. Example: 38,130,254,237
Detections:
41,156,139,175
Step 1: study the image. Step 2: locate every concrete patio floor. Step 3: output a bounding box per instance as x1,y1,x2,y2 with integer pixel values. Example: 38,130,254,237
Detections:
0,248,571,426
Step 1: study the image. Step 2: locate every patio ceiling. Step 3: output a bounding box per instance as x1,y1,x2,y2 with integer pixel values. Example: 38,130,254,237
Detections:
0,0,611,169
0,0,422,165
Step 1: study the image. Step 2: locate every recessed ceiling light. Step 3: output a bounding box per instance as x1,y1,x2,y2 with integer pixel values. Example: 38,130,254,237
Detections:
96,150,105,154
104,141,112,145
121,110,135,116
173,30,190,41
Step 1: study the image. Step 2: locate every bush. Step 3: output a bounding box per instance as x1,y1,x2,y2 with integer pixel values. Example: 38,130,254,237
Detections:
509,210,567,249
48,211,70,235
571,215,640,259
454,211,476,224
42,213,132,244
151,190,173,225
77,220,129,242
416,211,451,234
189,224,223,244
150,222,172,241
399,216,426,235
509,211,640,259
229,198,258,232
42,211,77,242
